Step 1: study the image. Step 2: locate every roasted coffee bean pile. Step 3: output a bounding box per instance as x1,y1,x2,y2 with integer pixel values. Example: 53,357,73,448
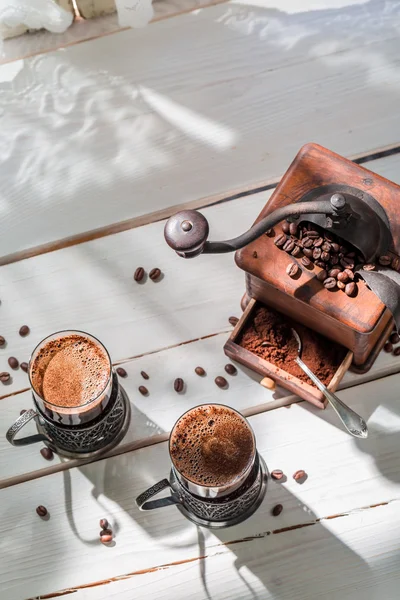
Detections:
274,220,399,296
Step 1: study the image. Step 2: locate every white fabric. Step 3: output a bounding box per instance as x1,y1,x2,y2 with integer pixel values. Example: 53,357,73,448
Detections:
115,0,153,28
0,0,154,54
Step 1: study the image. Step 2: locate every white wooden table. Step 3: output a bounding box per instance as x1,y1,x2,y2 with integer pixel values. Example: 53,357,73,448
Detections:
1,1,400,598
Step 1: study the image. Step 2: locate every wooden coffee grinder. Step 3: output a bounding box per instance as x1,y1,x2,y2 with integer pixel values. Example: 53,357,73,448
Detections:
165,144,400,398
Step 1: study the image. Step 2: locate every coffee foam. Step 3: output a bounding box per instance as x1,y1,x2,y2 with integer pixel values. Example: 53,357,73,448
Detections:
30,335,110,409
169,405,254,487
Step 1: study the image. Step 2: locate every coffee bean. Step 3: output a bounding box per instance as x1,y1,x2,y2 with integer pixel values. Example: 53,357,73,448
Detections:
392,256,400,271
274,234,287,248
20,362,28,373
328,268,341,279
345,282,357,297
324,232,335,242
347,251,356,258
315,269,326,282
331,243,340,253
8,357,18,369
289,223,298,236
19,325,30,337
0,372,10,383
340,257,354,269
252,251,258,258
321,251,330,263
312,248,321,260
293,469,306,482
301,257,312,268
379,255,391,266
100,518,109,530
215,376,228,389
393,346,400,356
286,263,299,278
313,237,324,248
302,238,314,249
100,535,113,544
272,503,283,517
229,316,239,327
281,222,290,234
116,367,127,378
322,242,331,253
303,248,313,258
174,378,184,393
344,269,354,280
138,385,149,396
323,277,337,290
271,469,284,480
134,267,145,282
390,333,400,345
266,228,274,237
339,245,348,254
283,239,295,253
0,336,5,346
195,366,206,376
330,254,339,266
306,231,319,238
100,528,113,537
20,409,27,416
40,447,54,461
337,271,349,283
315,260,326,269
337,281,346,290
291,245,301,257
298,229,303,240
224,363,237,375
149,268,162,281
384,342,393,353
36,505,48,517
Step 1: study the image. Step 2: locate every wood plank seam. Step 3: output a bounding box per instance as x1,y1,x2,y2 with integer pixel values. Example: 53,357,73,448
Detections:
1,145,400,268
26,499,397,600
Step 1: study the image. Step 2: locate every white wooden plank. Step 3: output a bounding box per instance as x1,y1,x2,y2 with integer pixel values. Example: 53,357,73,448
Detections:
1,330,398,486
2,373,400,599
0,0,229,64
1,1,400,258
36,501,400,600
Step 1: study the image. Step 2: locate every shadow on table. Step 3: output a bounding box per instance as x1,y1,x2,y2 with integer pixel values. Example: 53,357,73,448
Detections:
197,481,375,600
299,373,400,485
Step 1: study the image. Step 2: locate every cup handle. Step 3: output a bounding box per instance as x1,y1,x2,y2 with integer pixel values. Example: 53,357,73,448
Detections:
136,478,181,511
6,409,49,446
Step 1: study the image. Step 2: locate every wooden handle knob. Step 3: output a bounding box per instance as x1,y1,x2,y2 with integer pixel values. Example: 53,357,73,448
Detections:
164,210,209,257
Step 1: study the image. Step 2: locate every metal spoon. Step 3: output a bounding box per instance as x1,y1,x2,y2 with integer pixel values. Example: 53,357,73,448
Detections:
291,328,368,439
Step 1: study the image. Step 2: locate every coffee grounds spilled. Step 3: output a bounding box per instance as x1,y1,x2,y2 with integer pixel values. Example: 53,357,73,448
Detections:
170,405,254,487
30,335,110,408
238,303,345,386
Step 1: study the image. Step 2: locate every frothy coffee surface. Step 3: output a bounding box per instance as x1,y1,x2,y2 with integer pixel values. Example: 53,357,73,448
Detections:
170,405,254,487
30,335,111,408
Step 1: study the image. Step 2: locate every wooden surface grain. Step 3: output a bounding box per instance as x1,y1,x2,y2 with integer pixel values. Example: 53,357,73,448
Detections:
1,0,400,261
2,374,400,600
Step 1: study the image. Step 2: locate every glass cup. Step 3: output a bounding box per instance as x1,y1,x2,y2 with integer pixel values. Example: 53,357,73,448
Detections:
136,404,268,528
6,330,130,457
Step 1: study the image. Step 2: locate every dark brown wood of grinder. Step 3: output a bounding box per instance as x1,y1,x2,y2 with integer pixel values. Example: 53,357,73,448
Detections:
235,143,398,369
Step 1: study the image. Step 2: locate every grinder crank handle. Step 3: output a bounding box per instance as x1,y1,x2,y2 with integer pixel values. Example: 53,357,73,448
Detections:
294,357,368,439
164,194,349,258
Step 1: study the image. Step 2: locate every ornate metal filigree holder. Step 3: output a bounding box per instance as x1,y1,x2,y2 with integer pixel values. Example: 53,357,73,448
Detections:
6,373,131,460
136,453,268,529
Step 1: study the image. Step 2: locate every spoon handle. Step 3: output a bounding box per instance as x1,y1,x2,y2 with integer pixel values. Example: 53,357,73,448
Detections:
295,357,368,439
